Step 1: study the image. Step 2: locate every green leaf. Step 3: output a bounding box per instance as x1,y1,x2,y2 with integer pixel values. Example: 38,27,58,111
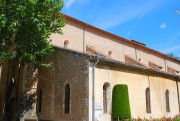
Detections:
0,0,65,67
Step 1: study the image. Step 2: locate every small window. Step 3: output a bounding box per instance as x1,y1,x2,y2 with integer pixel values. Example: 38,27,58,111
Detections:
165,90,170,112
149,61,162,70
108,51,112,57
64,40,69,48
64,84,70,114
38,89,42,112
125,55,144,66
167,66,178,74
145,88,151,113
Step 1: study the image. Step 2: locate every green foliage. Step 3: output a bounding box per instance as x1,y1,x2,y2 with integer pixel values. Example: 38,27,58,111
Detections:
173,115,180,121
0,0,65,66
132,114,180,121
112,84,131,121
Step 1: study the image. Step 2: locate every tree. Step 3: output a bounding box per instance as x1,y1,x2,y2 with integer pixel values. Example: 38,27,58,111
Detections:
112,84,131,121
167,53,180,60
0,0,65,66
0,0,65,120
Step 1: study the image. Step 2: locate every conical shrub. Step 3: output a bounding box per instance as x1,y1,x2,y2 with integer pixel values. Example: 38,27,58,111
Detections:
112,84,131,121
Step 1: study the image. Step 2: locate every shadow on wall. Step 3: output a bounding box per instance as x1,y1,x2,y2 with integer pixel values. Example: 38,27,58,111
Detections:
16,92,36,120
0,60,38,121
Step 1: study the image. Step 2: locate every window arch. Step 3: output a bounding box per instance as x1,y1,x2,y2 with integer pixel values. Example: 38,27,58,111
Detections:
103,82,110,114
38,89,42,112
64,40,69,48
145,88,151,113
64,84,70,114
165,90,170,112
108,51,112,57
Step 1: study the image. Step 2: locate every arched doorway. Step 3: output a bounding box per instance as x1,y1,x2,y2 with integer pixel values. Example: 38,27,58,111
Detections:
103,82,111,114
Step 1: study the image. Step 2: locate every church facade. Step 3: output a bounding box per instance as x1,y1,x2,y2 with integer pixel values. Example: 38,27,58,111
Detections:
0,15,180,121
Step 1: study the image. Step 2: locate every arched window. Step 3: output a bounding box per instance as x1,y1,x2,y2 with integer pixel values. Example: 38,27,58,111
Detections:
64,40,69,48
108,51,112,57
103,83,110,113
165,90,170,112
38,89,42,112
145,88,151,113
64,84,70,114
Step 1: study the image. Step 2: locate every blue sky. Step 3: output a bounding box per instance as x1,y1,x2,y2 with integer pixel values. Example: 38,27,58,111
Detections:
62,0,180,57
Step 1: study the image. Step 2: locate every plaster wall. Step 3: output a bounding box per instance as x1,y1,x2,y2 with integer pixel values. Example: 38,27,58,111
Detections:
177,81,180,111
166,60,180,75
178,81,180,93
85,29,136,61
136,49,166,69
50,21,180,75
89,63,93,121
149,76,179,118
50,21,84,52
89,64,179,120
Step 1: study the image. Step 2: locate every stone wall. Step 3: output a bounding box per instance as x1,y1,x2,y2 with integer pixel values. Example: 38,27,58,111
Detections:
54,49,89,121
17,63,38,121
37,54,56,120
0,59,38,121
37,48,90,121
1,47,179,121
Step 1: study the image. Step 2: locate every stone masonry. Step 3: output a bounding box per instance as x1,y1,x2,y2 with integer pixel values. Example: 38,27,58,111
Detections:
37,48,90,121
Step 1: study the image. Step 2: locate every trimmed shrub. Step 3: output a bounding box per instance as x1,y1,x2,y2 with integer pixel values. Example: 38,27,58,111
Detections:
112,84,131,121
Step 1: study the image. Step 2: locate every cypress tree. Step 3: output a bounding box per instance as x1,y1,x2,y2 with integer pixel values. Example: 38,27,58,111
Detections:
112,84,131,121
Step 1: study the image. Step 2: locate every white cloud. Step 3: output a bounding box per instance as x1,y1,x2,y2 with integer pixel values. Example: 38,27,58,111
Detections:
127,31,132,37
64,0,90,8
159,32,180,55
64,0,77,8
126,31,132,39
93,1,162,29
162,45,180,53
160,22,167,29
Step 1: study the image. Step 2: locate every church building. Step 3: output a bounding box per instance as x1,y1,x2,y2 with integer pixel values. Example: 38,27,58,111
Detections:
0,14,180,121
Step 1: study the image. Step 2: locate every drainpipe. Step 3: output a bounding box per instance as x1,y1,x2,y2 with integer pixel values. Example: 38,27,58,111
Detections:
176,80,180,113
92,58,99,121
